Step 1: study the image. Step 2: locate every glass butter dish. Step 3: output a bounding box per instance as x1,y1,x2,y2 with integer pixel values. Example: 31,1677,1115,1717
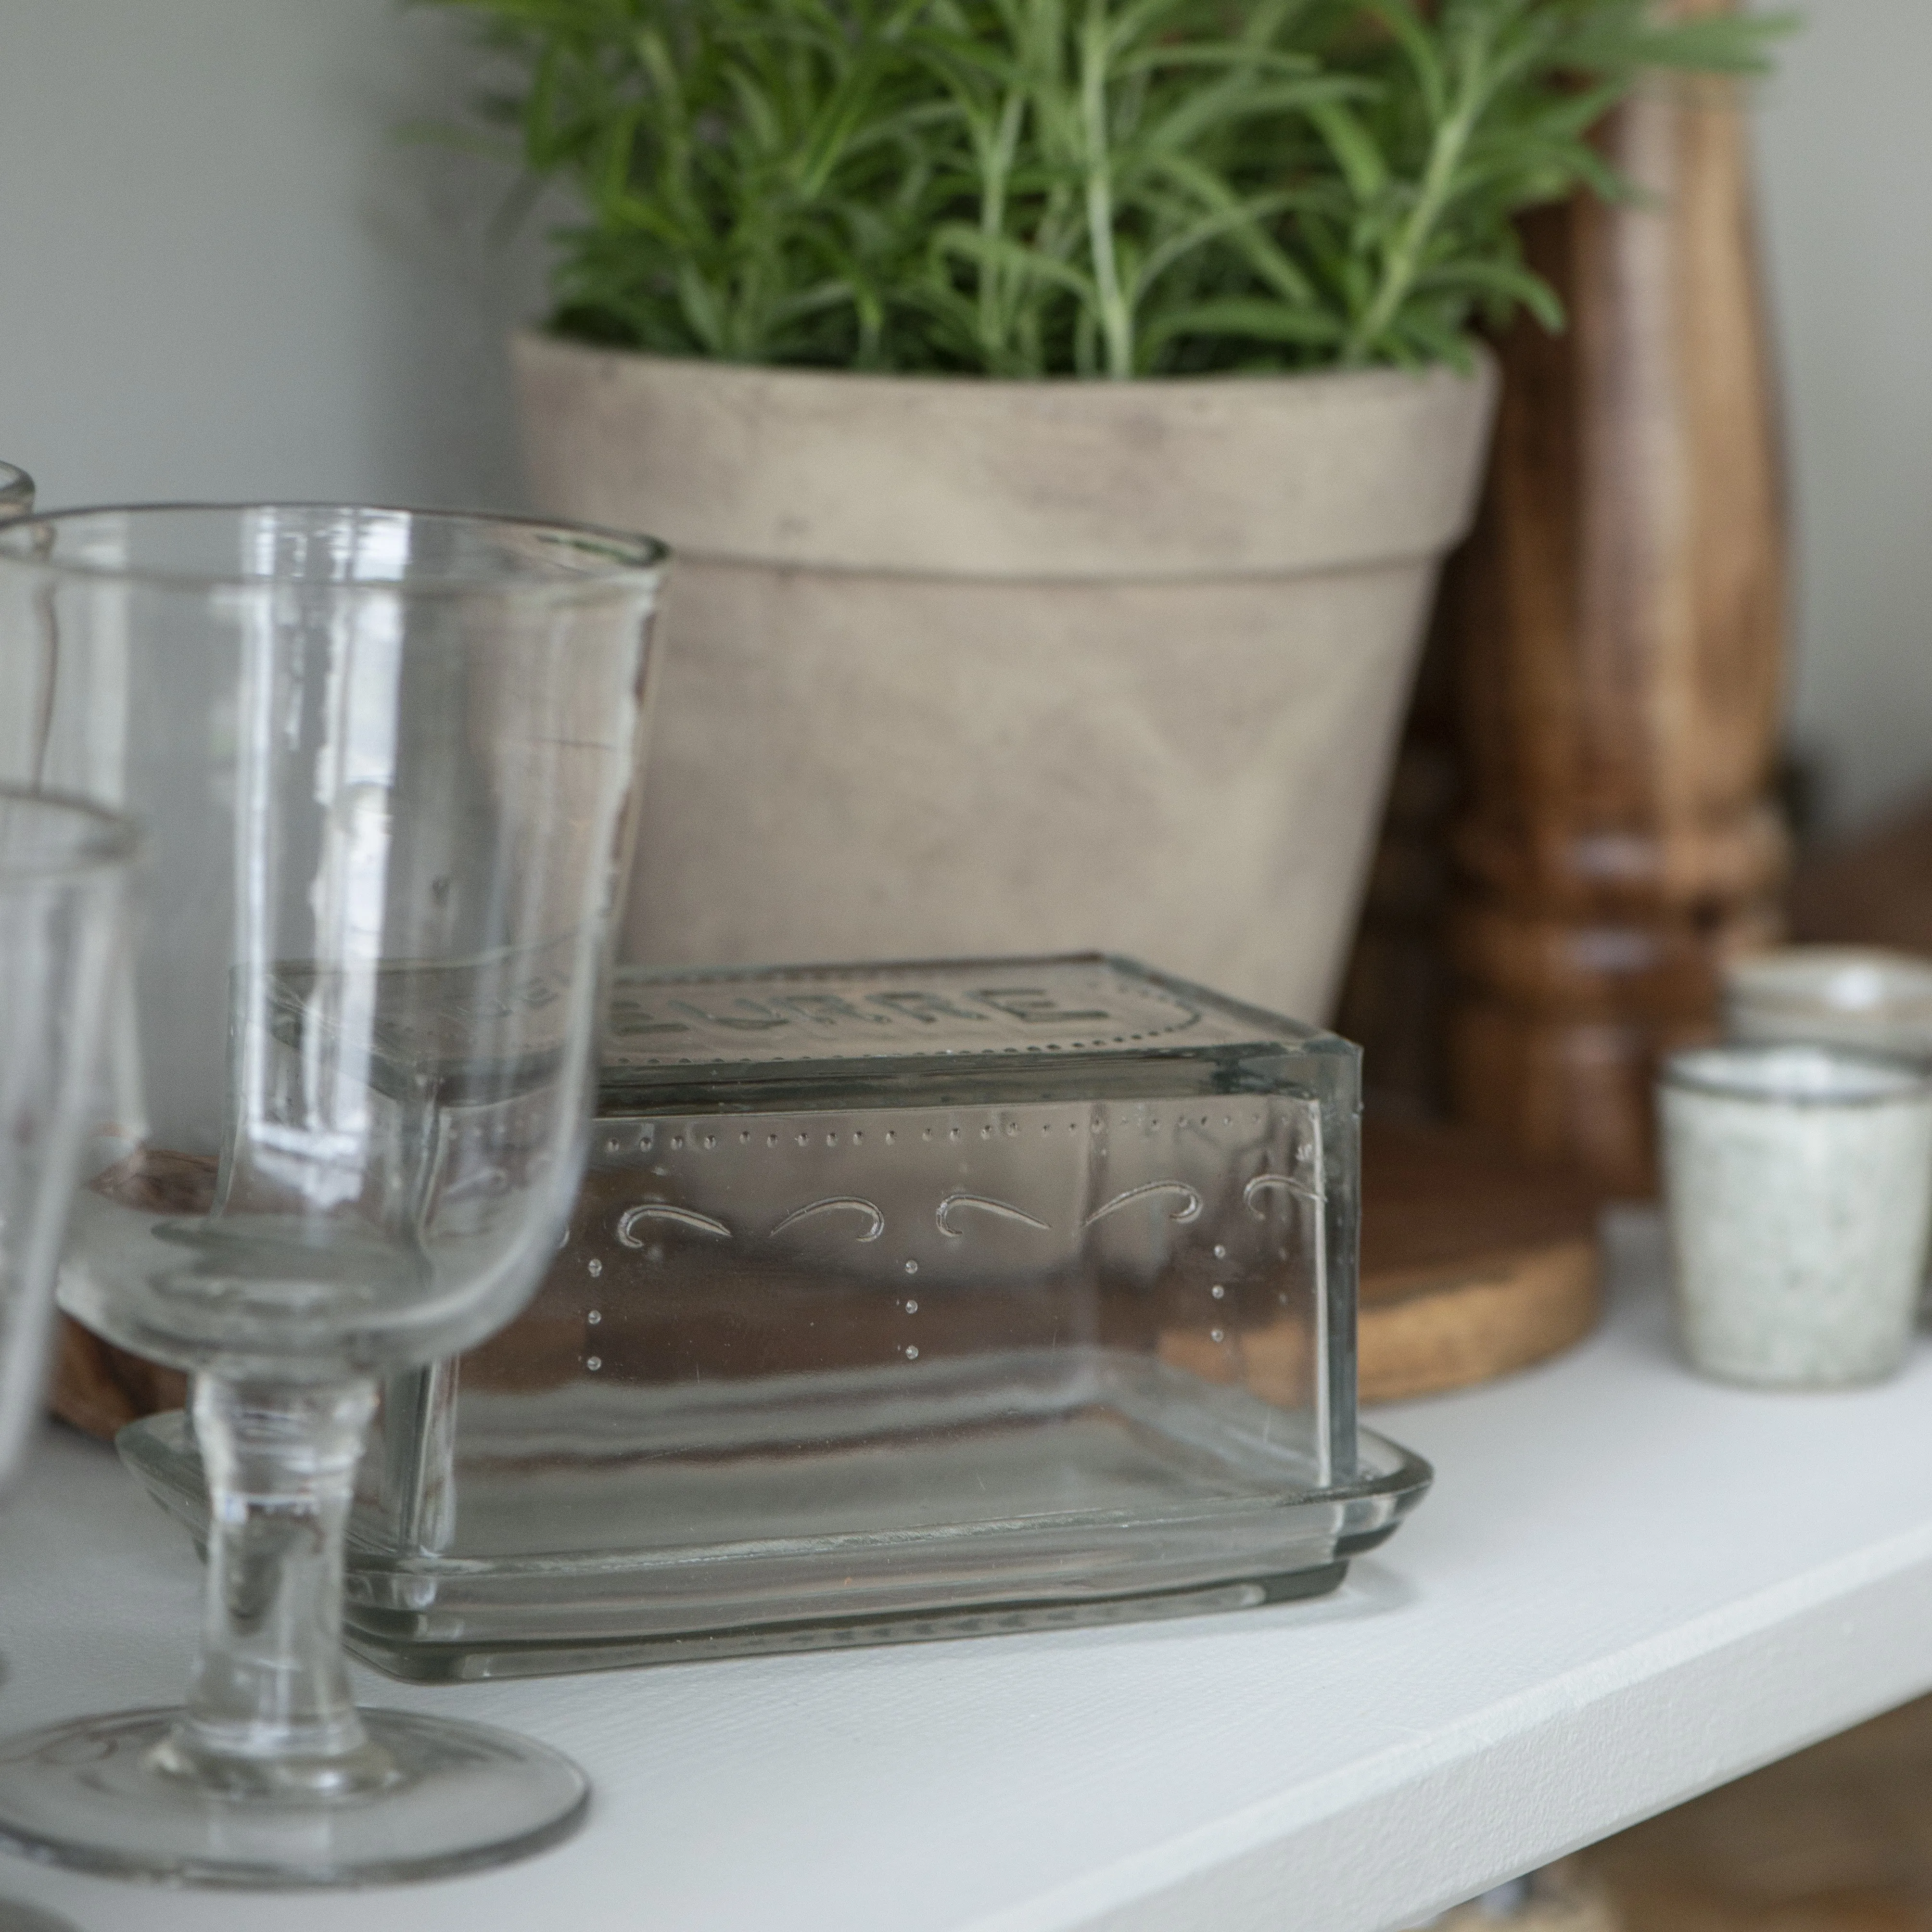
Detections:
121,954,1431,1680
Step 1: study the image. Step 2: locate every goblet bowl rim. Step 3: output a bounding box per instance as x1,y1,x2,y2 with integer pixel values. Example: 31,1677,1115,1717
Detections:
0,501,670,597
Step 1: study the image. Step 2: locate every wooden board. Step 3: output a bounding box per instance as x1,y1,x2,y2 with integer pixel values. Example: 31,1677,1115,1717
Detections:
1791,790,1932,957
1582,1693,1932,1932
50,1120,1603,1439
48,1150,203,1439
50,1314,185,1442
1398,1862,1624,1932
1360,1116,1603,1405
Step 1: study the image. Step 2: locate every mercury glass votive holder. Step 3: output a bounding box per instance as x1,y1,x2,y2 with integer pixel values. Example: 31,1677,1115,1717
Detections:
1660,1044,1932,1388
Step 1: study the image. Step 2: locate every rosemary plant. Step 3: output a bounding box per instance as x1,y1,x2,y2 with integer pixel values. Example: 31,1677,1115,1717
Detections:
435,0,1785,377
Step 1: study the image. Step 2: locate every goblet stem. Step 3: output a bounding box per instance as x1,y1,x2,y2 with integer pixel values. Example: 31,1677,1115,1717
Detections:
157,1375,387,1800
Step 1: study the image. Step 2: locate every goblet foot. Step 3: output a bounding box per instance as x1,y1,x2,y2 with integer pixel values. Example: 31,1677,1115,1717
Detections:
0,1707,587,1888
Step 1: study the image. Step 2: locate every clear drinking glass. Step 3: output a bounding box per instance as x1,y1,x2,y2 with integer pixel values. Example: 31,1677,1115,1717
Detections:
0,468,32,518
0,506,663,1886
0,790,133,1495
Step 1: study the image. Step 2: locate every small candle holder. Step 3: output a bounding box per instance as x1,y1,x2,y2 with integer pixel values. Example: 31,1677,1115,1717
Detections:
1725,946,1932,1063
1659,1043,1932,1388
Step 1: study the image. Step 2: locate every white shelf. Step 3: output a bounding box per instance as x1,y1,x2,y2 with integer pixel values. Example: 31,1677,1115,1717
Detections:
9,1209,1932,1932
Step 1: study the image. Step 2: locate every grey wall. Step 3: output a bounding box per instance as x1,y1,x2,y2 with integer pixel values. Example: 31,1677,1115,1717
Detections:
1754,0,1932,834
2,0,1928,834
0,0,543,510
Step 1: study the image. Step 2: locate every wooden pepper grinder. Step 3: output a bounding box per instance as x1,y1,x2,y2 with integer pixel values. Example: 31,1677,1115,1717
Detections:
1441,1,1788,1194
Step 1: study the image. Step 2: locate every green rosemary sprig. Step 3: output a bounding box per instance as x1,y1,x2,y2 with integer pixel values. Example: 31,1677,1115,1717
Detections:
430,0,1790,376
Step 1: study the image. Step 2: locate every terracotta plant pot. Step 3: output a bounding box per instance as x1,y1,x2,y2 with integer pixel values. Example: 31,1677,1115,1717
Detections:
513,334,1497,1023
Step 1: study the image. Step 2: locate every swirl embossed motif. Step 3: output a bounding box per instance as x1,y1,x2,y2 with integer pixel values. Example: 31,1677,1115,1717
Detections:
611,1174,1280,1250
615,1203,732,1245
934,1193,1052,1238
1083,1182,1201,1228
769,1197,886,1242
1243,1171,1323,1212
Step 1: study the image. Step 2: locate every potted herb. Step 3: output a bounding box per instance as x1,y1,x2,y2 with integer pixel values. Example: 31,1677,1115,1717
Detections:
439,0,1776,1019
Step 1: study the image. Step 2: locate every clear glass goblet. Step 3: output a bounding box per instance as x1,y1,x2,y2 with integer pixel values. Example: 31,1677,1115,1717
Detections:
0,506,663,1887
0,780,126,1932
0,468,31,519
0,788,128,1932
0,789,133,1496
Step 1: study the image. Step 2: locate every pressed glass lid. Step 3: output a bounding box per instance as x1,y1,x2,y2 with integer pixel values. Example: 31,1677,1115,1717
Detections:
602,954,1323,1074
